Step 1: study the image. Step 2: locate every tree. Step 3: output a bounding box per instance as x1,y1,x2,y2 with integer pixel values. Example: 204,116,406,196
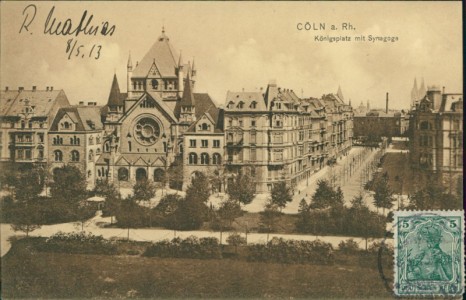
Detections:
296,198,312,233
217,199,243,229
260,200,282,242
9,166,44,236
373,176,393,214
75,204,95,231
186,172,211,203
334,186,344,207
156,193,182,228
133,179,156,204
167,159,184,191
173,197,207,230
310,180,335,209
94,179,121,221
270,181,293,210
350,194,365,209
50,165,87,205
227,172,256,206
173,173,210,230
14,167,44,203
115,196,146,239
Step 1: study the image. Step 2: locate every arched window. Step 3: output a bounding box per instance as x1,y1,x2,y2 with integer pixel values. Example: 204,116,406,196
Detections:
118,168,129,181
96,148,101,155
87,170,92,178
136,168,147,181
88,150,94,161
98,169,102,177
71,150,80,162
200,153,209,165
96,136,101,144
151,79,158,90
250,101,257,109
89,136,94,145
237,101,244,109
76,137,80,145
64,122,70,129
189,153,198,165
54,150,63,162
104,142,110,152
201,123,209,131
154,168,165,182
70,137,74,145
212,153,221,165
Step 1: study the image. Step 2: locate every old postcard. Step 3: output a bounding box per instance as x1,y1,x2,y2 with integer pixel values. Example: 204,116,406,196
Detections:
0,1,463,298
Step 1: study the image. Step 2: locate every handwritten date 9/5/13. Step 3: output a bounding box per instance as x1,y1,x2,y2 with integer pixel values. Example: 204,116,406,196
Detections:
66,38,101,60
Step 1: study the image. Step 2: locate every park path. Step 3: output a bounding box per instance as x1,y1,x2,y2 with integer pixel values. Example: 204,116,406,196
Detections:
1,211,393,257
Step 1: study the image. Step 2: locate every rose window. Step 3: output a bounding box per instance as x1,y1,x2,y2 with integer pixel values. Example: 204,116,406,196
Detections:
134,117,160,145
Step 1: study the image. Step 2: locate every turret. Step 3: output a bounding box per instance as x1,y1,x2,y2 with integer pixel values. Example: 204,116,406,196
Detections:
178,51,184,97
179,74,196,122
127,52,133,99
191,57,197,79
107,74,124,121
427,85,442,111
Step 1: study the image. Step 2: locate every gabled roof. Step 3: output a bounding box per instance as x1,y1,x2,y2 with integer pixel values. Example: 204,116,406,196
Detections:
107,74,124,107
132,30,178,78
0,89,69,117
118,91,178,124
50,105,104,131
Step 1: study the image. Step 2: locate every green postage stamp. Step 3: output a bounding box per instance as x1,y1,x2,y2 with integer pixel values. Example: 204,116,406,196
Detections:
394,211,464,296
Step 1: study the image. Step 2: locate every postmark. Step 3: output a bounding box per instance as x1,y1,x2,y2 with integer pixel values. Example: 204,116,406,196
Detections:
394,211,464,296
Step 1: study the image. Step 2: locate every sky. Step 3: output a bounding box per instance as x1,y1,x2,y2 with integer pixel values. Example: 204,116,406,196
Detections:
1,1,462,110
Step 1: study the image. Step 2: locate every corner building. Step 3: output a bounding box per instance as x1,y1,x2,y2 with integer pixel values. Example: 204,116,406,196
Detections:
224,82,353,193
409,86,463,193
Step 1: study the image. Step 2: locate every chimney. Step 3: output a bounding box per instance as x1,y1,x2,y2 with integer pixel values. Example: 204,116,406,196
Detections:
79,101,84,105
32,86,37,92
18,87,24,91
46,86,49,91
386,92,389,114
5,87,8,92
442,86,445,94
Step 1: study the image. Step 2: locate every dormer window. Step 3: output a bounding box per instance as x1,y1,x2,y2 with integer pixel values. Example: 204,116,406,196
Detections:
237,101,244,109
227,101,235,109
200,123,209,131
63,122,70,129
250,101,257,109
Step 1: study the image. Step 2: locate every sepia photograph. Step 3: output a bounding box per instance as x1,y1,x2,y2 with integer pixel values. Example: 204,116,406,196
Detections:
0,1,463,298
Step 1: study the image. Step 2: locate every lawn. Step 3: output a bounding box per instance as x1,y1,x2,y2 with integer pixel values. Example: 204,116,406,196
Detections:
1,239,394,299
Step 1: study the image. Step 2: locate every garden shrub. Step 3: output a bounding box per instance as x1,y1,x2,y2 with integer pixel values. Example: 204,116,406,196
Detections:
248,238,334,265
338,239,360,254
144,236,221,259
37,231,117,255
